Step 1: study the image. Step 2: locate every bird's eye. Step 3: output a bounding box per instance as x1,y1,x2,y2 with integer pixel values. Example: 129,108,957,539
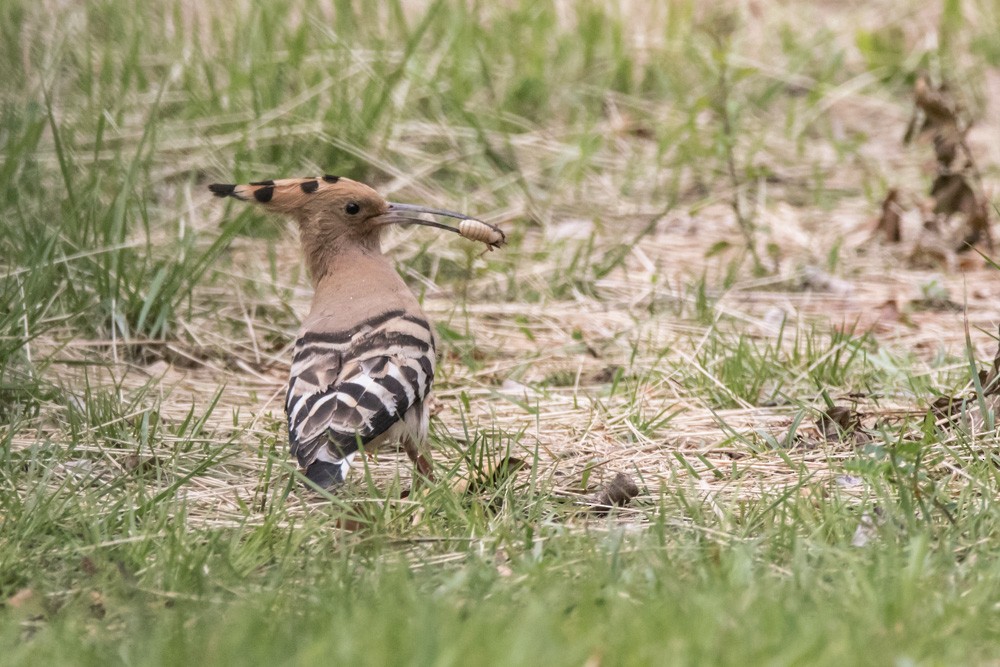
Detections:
345,202,361,215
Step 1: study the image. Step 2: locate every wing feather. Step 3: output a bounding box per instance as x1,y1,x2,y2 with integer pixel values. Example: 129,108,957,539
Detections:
285,310,435,469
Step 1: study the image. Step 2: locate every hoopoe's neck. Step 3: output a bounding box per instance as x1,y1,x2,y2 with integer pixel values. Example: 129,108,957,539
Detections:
303,244,423,333
299,219,383,282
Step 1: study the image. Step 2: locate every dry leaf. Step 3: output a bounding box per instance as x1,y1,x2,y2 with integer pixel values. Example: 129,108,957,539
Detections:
983,325,1000,397
465,456,529,494
958,199,994,252
903,74,993,254
590,472,640,515
817,406,857,442
930,173,976,217
931,393,967,421
874,188,903,242
906,74,962,157
816,405,871,445
123,453,160,475
930,326,1000,424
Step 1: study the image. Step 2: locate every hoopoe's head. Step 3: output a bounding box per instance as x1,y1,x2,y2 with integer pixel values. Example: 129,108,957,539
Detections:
209,176,390,244
209,174,499,279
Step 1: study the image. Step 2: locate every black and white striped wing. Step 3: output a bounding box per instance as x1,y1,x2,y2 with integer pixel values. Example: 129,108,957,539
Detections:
285,310,435,478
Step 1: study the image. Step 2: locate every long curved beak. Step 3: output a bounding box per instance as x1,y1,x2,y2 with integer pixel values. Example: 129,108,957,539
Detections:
374,202,505,243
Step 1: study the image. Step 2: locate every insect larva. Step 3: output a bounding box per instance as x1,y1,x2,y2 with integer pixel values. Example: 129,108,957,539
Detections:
458,219,506,249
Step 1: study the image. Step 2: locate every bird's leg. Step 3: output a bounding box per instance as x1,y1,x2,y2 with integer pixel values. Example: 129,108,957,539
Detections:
403,435,434,485
401,436,433,525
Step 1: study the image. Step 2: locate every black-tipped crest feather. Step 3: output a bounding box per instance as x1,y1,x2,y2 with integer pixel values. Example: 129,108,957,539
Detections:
208,183,236,197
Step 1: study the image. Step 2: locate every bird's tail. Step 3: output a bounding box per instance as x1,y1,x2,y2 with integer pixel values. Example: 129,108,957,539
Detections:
301,451,355,490
304,460,347,489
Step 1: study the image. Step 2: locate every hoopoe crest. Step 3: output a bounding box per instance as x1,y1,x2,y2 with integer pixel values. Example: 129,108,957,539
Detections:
209,175,502,489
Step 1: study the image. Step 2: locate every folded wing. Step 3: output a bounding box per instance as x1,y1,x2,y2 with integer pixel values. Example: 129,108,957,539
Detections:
285,309,435,478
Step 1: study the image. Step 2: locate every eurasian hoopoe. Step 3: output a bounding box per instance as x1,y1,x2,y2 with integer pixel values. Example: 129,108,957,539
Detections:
209,175,503,489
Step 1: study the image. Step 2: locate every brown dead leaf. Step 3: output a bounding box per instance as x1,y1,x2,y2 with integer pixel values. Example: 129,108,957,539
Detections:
589,365,623,384
930,173,975,217
906,75,963,162
816,405,871,445
590,472,640,515
123,453,160,475
914,75,957,122
931,394,966,421
985,325,1000,397
923,171,993,254
930,327,1000,422
874,188,903,242
903,74,993,254
933,129,961,168
465,457,529,494
934,392,1000,433
817,405,857,441
958,198,994,252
